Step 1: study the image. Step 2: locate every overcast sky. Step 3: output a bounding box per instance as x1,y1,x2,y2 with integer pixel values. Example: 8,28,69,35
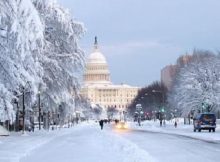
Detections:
58,0,220,87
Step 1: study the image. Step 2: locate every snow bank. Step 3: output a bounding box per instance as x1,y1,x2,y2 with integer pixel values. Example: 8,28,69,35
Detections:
0,129,72,162
0,125,9,136
130,120,220,142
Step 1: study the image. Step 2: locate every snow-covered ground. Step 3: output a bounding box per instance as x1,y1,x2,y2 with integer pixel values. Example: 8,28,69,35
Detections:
129,119,220,142
0,125,9,136
0,122,155,162
1,120,220,162
117,120,220,162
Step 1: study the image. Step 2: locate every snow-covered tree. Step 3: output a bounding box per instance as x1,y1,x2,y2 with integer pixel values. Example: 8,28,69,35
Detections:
0,0,44,122
76,96,93,120
169,51,220,116
0,0,85,124
128,81,168,116
33,0,85,120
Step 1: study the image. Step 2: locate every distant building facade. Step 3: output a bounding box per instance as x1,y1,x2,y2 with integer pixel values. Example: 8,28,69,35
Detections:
161,54,192,90
178,54,193,65
80,37,139,111
161,65,177,91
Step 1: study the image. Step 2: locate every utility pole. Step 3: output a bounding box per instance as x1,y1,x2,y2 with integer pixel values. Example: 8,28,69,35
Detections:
152,89,165,126
136,104,142,126
16,101,19,131
22,87,25,134
38,91,41,130
20,81,31,134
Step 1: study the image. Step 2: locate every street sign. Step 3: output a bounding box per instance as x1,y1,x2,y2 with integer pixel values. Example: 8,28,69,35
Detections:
136,104,142,110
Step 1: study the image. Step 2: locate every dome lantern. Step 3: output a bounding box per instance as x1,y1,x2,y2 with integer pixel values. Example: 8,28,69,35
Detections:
87,37,107,64
94,36,98,49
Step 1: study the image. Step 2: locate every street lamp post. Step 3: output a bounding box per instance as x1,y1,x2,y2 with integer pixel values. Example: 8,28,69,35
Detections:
22,87,25,134
136,104,143,126
13,91,20,131
152,89,165,126
20,81,31,134
16,104,19,131
13,98,19,131
174,109,177,122
38,91,41,130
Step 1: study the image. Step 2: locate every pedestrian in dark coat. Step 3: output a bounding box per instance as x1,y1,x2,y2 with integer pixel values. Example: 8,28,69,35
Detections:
174,121,177,128
99,120,104,130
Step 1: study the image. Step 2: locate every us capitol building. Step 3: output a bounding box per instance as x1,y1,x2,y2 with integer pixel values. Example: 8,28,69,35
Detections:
80,37,139,111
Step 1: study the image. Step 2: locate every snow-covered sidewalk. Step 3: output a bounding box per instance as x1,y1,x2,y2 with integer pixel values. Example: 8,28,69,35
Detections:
130,119,220,142
0,126,9,136
0,122,156,162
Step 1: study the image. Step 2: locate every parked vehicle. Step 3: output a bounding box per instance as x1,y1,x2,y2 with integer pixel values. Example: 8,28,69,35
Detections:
193,113,216,132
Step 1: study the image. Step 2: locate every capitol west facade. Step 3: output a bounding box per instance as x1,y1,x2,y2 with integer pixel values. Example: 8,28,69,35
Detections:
80,37,139,111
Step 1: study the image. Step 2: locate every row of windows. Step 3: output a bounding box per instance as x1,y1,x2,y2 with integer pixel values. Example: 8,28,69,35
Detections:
90,99,131,103
85,74,109,81
91,94,134,100
87,66,107,70
90,94,135,99
98,89,137,95
97,94,136,97
103,105,128,109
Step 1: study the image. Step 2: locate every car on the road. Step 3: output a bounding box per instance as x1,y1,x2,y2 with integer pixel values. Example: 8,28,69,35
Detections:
193,113,216,132
115,122,128,129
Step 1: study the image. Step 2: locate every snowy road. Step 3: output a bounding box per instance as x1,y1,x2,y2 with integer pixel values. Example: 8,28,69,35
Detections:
1,123,220,162
19,124,155,162
116,128,220,162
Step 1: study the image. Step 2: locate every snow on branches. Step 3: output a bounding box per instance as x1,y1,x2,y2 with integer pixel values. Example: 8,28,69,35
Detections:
33,0,85,120
0,0,85,122
169,51,220,116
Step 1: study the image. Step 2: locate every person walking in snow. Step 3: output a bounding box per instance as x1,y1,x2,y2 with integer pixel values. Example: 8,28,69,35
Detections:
99,120,104,130
160,120,162,127
174,121,177,128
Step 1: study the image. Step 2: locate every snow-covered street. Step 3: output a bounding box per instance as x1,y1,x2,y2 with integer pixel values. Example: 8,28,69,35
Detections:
119,127,220,162
0,123,154,162
0,121,220,162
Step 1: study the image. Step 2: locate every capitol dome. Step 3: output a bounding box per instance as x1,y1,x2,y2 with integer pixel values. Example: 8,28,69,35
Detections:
84,37,111,85
88,50,107,64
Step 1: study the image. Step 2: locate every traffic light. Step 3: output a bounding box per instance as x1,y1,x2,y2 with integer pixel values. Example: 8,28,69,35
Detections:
160,107,165,113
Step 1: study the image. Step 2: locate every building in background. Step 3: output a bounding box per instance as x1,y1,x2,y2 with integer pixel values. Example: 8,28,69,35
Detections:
161,54,192,91
161,65,177,91
81,37,139,111
178,54,193,65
